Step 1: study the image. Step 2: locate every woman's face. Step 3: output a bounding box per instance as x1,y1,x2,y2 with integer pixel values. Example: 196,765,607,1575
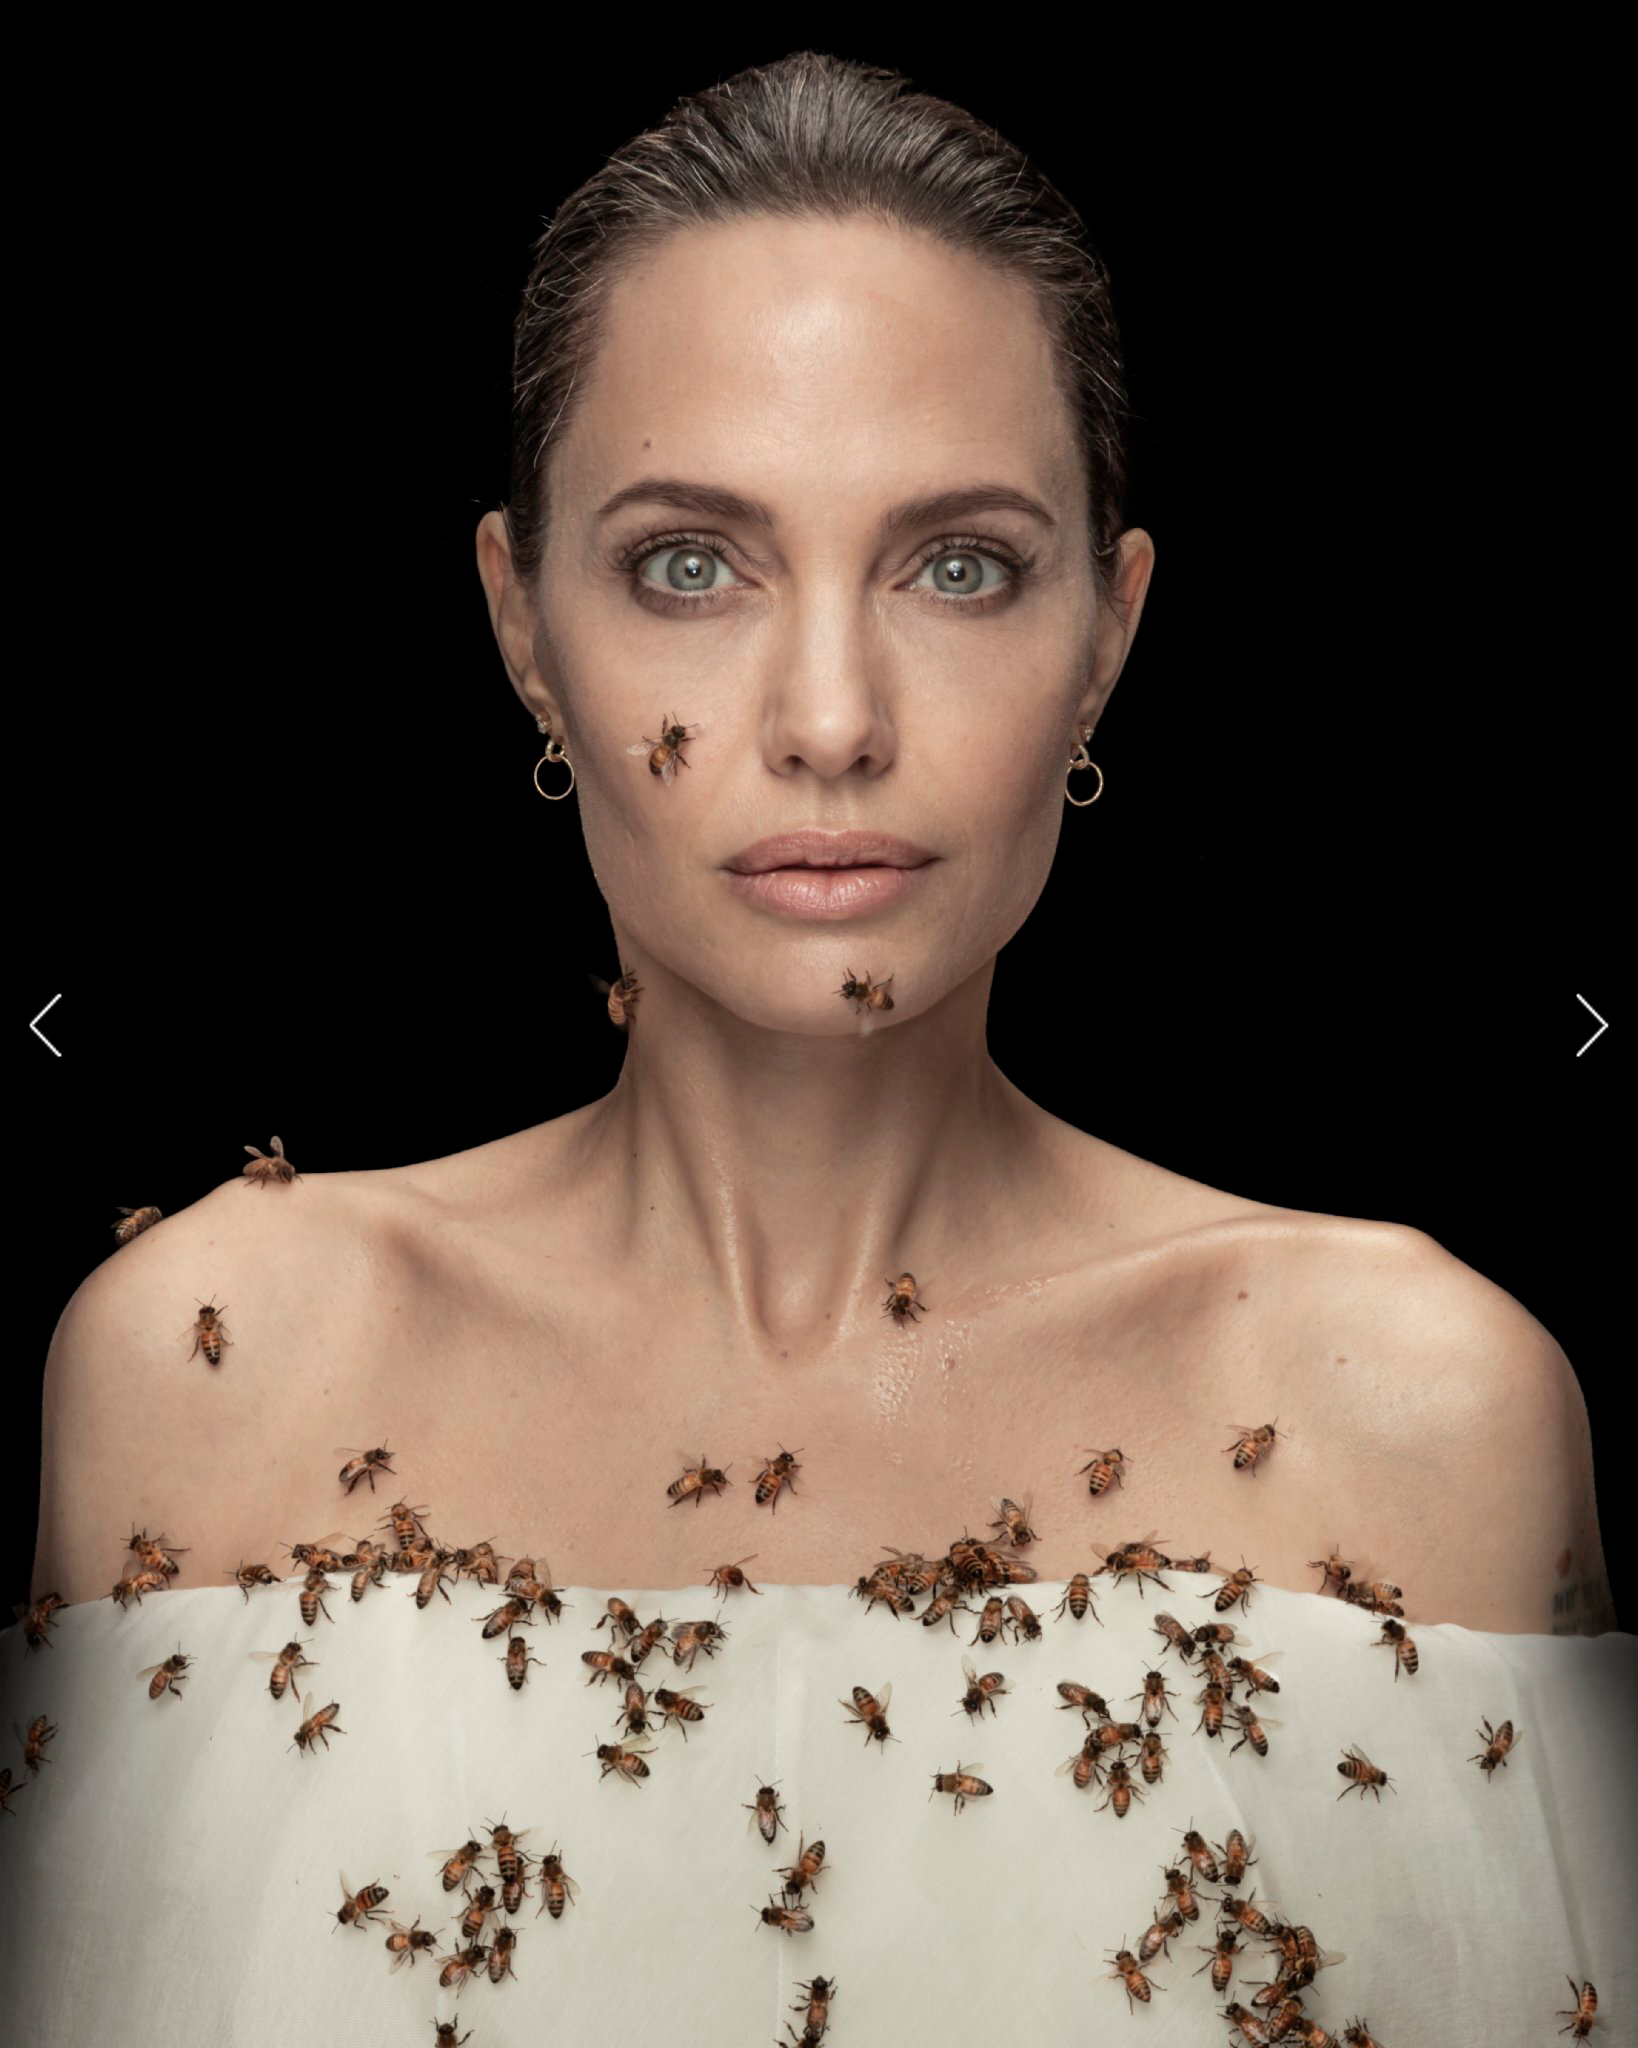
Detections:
480,213,1152,1032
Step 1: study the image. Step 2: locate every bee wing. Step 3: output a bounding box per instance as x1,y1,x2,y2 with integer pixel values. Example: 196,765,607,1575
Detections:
587,975,613,997
339,1869,354,1901
621,1737,657,1756
1243,1714,1283,1730
561,1872,581,1902
1056,1749,1089,1775
876,1680,892,1713
311,1531,352,1552
659,754,678,785
245,1649,286,1663
1239,1649,1285,1665
301,1692,315,1718
961,1654,979,1684
625,740,653,755
135,1662,166,1681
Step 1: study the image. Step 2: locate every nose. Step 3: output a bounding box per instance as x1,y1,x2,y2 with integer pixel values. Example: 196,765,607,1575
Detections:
755,628,898,780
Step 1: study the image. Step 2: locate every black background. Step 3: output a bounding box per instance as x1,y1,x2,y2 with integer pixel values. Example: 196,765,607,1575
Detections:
14,43,1624,1625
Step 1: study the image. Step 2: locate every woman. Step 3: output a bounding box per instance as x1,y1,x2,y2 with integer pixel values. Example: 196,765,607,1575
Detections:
9,52,1630,2048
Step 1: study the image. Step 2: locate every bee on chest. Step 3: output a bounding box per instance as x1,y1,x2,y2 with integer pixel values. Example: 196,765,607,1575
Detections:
334,1442,396,1495
667,1452,733,1508
754,1445,804,1509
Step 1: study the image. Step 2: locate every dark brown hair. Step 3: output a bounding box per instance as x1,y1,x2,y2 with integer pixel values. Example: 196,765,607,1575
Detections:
500,50,1134,612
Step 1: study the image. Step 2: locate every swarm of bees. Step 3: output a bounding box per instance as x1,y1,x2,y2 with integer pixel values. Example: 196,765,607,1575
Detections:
627,713,701,783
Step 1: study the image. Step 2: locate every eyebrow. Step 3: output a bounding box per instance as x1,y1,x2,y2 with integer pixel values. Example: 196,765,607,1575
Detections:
593,475,1057,541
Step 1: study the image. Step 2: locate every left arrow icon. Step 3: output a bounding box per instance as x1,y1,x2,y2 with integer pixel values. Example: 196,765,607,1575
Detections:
30,993,63,1056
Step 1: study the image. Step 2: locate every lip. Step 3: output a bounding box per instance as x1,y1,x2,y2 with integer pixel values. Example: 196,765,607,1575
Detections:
722,863,930,919
723,829,935,874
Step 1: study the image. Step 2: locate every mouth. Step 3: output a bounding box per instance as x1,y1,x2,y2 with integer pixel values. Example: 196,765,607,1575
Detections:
723,830,935,875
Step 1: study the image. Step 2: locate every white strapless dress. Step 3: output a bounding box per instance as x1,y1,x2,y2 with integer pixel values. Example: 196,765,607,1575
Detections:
1,1572,1634,2046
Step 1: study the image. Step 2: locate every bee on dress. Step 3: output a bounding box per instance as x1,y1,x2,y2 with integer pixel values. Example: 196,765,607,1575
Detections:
1555,1979,1599,2041
929,1759,992,1815
1219,1889,1278,1940
385,1915,438,1969
481,1596,537,1642
1341,1579,1406,1618
348,1544,390,1603
589,1737,655,1786
614,1679,653,1738
1193,1619,1240,1648
1076,1446,1127,1496
431,1837,487,1895
1229,1700,1281,1758
111,1568,169,1608
1136,1730,1170,1785
286,1532,356,1573
1220,2003,1274,2044
334,1443,395,1495
626,1614,669,1667
112,1204,162,1245
136,1647,193,1701
1138,1906,1183,1962
534,1846,579,1920
836,967,895,1014
777,1833,828,1898
1335,1742,1394,1801
290,1694,346,1757
432,2027,472,2047
1175,1825,1221,1886
1310,1542,1354,1592
1341,2022,1386,2048
437,1940,490,1994
919,1586,972,1634
484,1818,533,1898
15,1715,57,1773
247,1637,319,1707
1151,1612,1195,1662
705,1556,762,1600
452,1539,501,1587
1374,1617,1419,1679
486,1925,520,1983
0,1769,24,1816
852,1572,916,1618
839,1681,897,1750
1196,1925,1242,1995
1203,1559,1260,1615
411,1548,458,1610
183,1296,231,1365
670,1618,727,1670
581,1647,635,1689
738,1778,789,1847
500,1634,547,1692
597,1596,642,1640
1095,1759,1144,1818
243,1134,299,1186
298,1567,338,1629
1227,1650,1283,1696
225,1560,277,1601
971,1595,1007,1646
14,1592,67,1651
333,1872,390,1932
1215,1828,1259,1886
882,1273,924,1323
989,1496,1039,1548
1094,1532,1173,1597
754,1894,814,1935
1196,1680,1228,1739
667,1452,732,1509
876,1545,941,1593
791,1976,836,2037
754,1445,804,1510
1469,1716,1520,1781
1052,1573,1101,1624
627,713,701,783
1055,1680,1112,1722
1105,1944,1165,2014
652,1684,711,1739
458,1885,498,1945
1130,1669,1180,1728
1004,1593,1042,1642
1223,1419,1284,1475
1057,1733,1102,1792
589,967,643,1028
956,1654,1009,1720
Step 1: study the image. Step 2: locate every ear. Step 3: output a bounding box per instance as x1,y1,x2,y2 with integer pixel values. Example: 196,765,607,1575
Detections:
475,509,567,733
1077,525,1156,733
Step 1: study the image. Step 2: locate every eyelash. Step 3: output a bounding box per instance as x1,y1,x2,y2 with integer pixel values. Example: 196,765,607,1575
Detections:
613,528,1035,615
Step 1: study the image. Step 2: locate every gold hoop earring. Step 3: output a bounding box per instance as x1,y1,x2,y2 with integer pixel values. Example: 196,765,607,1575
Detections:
533,716,576,801
1065,732,1104,807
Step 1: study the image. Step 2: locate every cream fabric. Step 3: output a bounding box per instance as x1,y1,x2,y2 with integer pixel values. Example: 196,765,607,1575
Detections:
2,1574,1634,2045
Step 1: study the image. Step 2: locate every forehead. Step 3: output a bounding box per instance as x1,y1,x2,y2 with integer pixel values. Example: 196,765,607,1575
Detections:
565,213,1073,516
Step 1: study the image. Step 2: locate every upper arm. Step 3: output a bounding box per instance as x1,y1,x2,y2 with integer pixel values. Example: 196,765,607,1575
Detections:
1318,1226,1612,1635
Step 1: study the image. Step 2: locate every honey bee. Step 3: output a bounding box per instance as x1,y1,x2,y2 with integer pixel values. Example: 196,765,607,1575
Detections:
839,1680,897,1749
929,1759,992,1814
15,1715,57,1773
972,1595,1007,1646
333,1871,390,1932
744,1779,789,1842
589,966,643,1027
0,1769,25,1816
112,1204,162,1244
919,1586,971,1634
13,1592,66,1651
1555,1979,1598,2041
1168,1551,1217,1575
989,1495,1039,1548
126,1528,188,1577
432,2027,472,2047
1137,1731,1169,1785
1223,1419,1284,1475
667,1452,732,1509
777,1832,828,1897
1469,1716,1520,1780
589,1736,655,1785
614,1679,652,1737
1093,1532,1173,1597
1215,1828,1259,1886
875,1546,940,1593
1195,1680,1228,1739
882,1273,924,1323
483,1817,533,1892
1077,1446,1127,1496
452,1539,501,1587
1193,1619,1240,1647
430,1836,486,1895
626,713,701,782
1335,1742,1394,1801
242,1135,299,1186
791,1976,836,2036
1130,1669,1179,1728
381,1499,432,1550
1002,1594,1041,1643
111,1568,169,1607
437,1940,489,1993
670,1618,727,1670
581,1647,635,1688
384,1914,438,1968
1309,1543,1354,1592
706,1555,762,1599
852,1573,916,1618
1095,1759,1144,1818
651,1684,711,1739
1207,1558,1260,1614
1374,1617,1418,1679
1229,1700,1281,1757
1105,1944,1166,2014
290,1694,346,1756
1138,1905,1183,1962
596,1596,642,1639
334,1443,396,1494
183,1296,231,1365
287,1531,357,1573
455,1882,498,1944
299,1567,337,1629
486,1924,520,1983
246,1636,318,1706
1221,2004,1273,2045
1057,1733,1102,1792
532,1845,580,1920
956,1654,1009,1720
481,1596,537,1641
500,1634,547,1691
1340,1579,1406,1617
836,967,895,1013
1341,2023,1385,2048
349,1547,390,1602
1055,1679,1112,1722
225,1560,277,1601
1195,1925,1242,1994
1152,1612,1195,1661
1219,1888,1276,1939
1227,1650,1283,1695
136,1646,193,1701
626,1614,669,1666
1052,1573,1102,1624
754,1445,804,1511
754,1894,814,1935
1179,1826,1222,1884
411,1549,457,1610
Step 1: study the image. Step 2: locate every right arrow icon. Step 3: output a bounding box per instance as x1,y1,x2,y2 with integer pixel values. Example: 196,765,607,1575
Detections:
1576,993,1609,1057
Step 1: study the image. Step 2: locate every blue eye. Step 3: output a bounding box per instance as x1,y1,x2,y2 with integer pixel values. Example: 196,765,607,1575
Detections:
618,530,1033,616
